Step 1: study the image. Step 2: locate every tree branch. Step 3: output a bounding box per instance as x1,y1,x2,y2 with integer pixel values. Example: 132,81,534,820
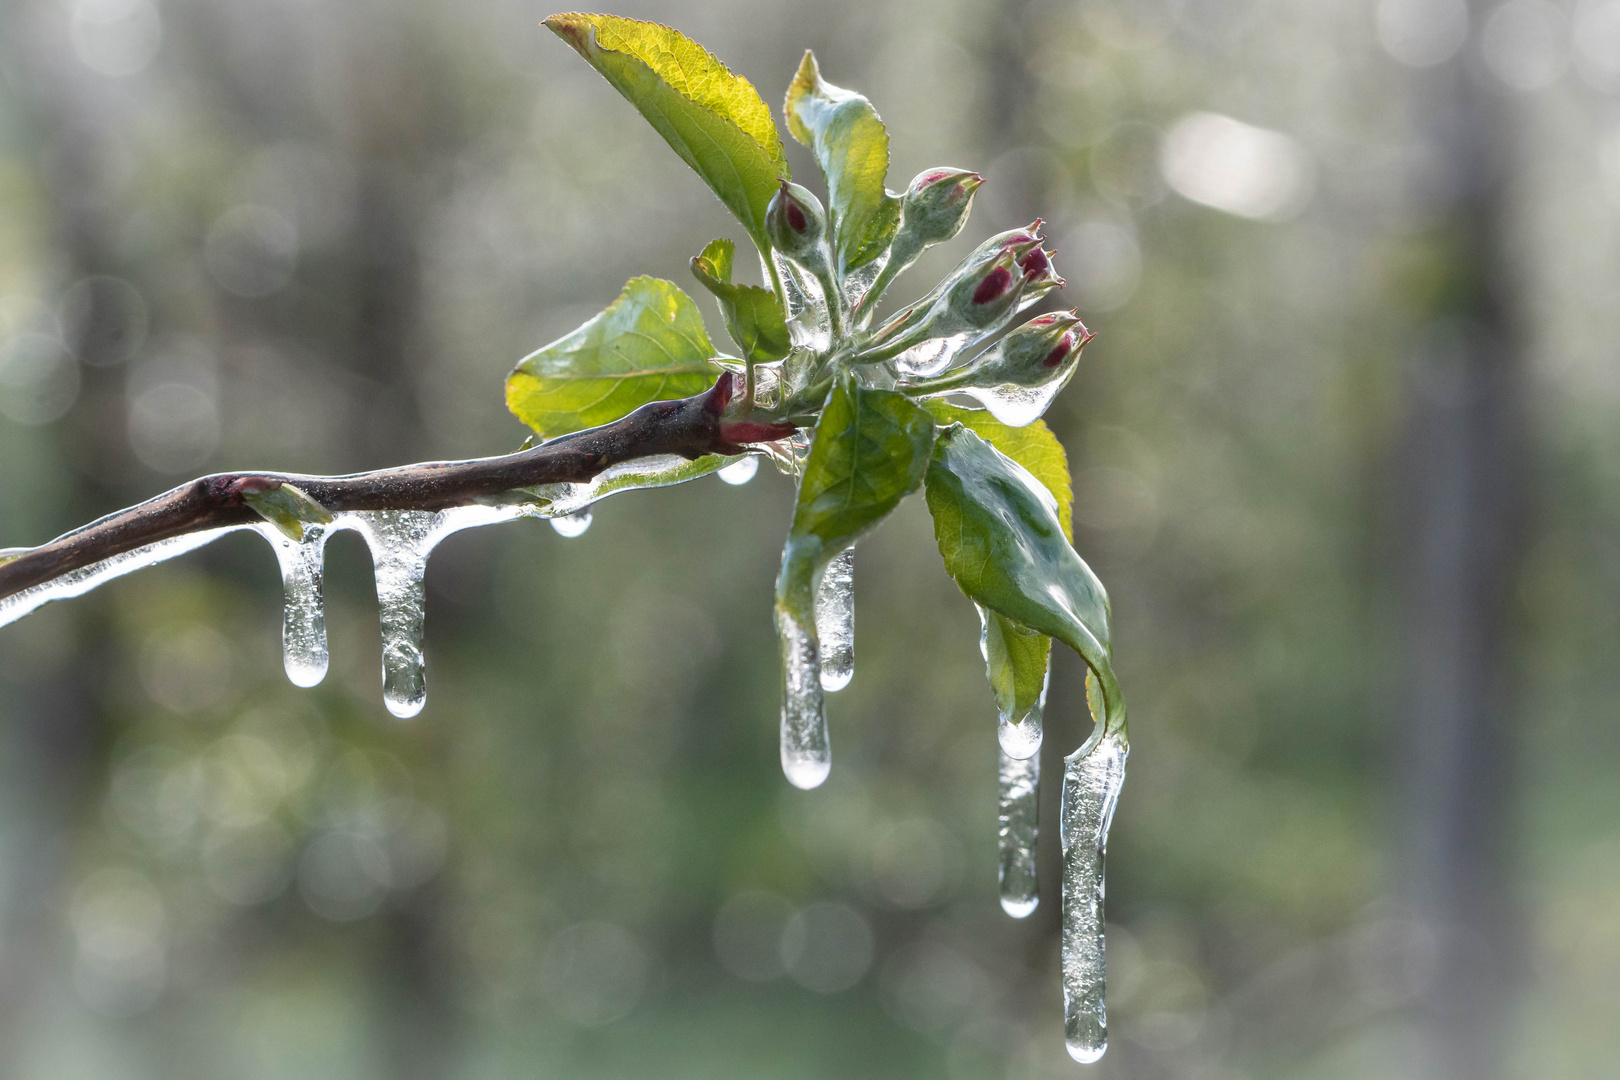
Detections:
0,373,795,604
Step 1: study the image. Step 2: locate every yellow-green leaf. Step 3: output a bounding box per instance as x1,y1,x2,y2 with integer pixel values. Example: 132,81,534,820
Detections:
506,276,720,439
545,13,789,253
784,51,900,273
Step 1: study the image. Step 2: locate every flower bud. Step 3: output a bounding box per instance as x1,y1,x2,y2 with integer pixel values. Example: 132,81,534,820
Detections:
946,247,1023,328
766,181,831,274
901,310,1094,427
898,168,982,247
966,310,1092,388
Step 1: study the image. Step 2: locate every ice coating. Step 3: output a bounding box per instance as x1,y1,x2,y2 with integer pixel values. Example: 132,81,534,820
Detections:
1060,729,1129,1063
776,600,829,789
999,748,1040,918
815,547,854,692
257,523,331,687
0,527,250,630
550,510,592,537
893,330,975,377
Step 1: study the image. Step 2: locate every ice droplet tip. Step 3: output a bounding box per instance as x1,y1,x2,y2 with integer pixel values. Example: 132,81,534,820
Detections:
284,660,327,688
1000,895,1038,918
384,694,425,719
818,668,852,692
781,754,830,790
1065,1037,1106,1064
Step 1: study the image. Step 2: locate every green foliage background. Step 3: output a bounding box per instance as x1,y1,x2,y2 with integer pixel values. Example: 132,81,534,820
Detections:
1,0,1618,1078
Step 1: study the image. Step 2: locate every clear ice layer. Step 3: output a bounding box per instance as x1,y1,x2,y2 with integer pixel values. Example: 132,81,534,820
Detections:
999,748,1040,918
1060,729,1129,1064
815,547,854,693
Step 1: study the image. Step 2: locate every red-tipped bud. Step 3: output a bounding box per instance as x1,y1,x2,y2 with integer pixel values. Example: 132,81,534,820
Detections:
898,167,982,247
902,310,1092,426
766,181,831,274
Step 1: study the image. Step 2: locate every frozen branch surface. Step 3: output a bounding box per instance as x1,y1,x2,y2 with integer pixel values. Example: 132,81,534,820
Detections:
0,376,771,604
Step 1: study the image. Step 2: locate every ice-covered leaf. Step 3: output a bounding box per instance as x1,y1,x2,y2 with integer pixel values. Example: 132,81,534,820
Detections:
788,374,935,558
982,605,1052,729
242,482,335,542
784,51,900,274
924,402,1071,541
506,277,720,438
691,237,791,364
546,14,789,253
925,425,1123,732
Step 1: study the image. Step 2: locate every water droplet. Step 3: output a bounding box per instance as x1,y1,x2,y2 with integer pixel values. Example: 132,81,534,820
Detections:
1061,729,1128,1064
717,456,759,486
815,547,854,692
999,748,1039,918
959,382,1062,428
550,510,592,538
998,710,1043,759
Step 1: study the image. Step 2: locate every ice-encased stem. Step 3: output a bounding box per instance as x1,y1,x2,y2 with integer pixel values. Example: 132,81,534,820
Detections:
999,748,1039,917
1061,729,1128,1064
261,523,330,688
815,546,854,692
776,598,829,790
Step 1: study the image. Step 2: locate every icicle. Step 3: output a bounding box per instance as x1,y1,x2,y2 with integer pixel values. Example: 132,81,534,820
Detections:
958,382,1063,430
717,456,759,486
999,748,1039,918
351,511,436,719
259,523,330,688
776,601,829,790
1060,729,1129,1064
815,547,854,692
550,510,592,537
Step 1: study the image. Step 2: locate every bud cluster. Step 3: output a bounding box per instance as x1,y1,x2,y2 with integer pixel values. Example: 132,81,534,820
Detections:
857,221,1062,365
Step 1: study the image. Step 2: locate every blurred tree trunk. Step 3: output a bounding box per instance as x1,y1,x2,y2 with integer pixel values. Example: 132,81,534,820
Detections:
1398,7,1527,1078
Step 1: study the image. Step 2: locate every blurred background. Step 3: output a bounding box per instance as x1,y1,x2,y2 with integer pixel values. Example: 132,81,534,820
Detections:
1,0,1618,1076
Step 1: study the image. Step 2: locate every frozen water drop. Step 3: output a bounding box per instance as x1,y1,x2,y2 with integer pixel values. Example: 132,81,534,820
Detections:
998,709,1043,759
550,510,592,538
261,523,330,688
815,547,854,692
717,456,759,486
777,600,829,789
961,382,1061,429
999,748,1039,918
1061,729,1128,1064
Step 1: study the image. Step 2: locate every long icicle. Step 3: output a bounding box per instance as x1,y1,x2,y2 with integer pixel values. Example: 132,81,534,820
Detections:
1060,727,1129,1063
776,595,829,789
998,747,1039,917
353,510,438,719
815,545,855,692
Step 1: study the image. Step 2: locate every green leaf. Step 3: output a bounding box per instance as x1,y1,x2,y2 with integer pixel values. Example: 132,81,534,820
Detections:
925,404,1074,730
243,482,334,542
506,276,720,439
925,425,1124,734
546,14,789,254
784,51,900,274
923,402,1072,542
777,374,936,620
691,237,791,364
981,606,1051,727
